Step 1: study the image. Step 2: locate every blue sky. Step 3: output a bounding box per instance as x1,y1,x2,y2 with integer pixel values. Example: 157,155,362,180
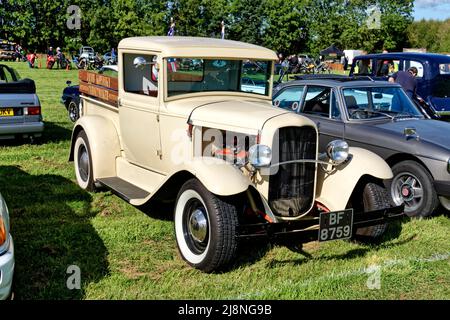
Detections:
414,0,450,20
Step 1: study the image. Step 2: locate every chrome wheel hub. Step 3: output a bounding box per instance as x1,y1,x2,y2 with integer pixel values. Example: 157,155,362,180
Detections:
188,209,208,243
392,173,423,212
78,145,89,182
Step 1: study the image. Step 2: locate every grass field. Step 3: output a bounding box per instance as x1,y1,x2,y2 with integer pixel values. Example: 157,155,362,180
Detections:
0,60,449,300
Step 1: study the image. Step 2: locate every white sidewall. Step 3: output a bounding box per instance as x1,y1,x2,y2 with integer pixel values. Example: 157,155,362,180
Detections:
74,135,90,190
175,189,211,265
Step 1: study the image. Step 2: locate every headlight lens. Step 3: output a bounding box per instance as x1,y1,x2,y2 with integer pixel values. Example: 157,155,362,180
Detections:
0,193,10,253
326,140,349,165
248,144,272,168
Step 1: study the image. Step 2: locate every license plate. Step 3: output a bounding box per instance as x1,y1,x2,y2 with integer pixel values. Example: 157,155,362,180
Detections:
319,209,353,242
0,108,14,117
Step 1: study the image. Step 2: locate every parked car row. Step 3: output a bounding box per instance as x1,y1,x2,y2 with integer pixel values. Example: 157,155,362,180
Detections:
273,75,450,217
1,38,449,288
68,37,406,273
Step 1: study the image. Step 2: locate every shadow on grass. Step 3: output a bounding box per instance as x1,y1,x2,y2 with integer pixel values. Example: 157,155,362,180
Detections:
0,165,108,299
266,233,416,268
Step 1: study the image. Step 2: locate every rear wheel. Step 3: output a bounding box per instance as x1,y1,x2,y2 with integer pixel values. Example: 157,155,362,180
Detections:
353,182,389,239
174,179,239,272
68,99,80,122
74,131,95,191
388,161,438,217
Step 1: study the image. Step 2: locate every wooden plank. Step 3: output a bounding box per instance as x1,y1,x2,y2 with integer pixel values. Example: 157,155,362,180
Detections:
79,81,118,106
79,70,118,91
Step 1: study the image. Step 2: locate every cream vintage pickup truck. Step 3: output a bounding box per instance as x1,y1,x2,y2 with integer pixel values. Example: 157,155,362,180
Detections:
69,37,404,272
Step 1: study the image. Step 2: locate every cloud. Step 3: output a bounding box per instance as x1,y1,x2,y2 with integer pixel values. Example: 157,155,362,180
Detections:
415,0,450,8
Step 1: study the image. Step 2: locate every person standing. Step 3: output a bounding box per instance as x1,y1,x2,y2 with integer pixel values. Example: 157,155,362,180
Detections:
389,67,418,99
167,17,175,36
220,21,225,39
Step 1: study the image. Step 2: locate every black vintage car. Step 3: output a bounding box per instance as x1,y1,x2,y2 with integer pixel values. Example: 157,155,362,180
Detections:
273,77,450,218
350,52,450,120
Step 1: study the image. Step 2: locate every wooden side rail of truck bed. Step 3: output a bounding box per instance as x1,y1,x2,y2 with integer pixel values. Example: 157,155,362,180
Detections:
79,70,118,106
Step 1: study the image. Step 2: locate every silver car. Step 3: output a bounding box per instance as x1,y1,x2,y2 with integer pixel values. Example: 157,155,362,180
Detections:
0,64,44,141
0,192,14,300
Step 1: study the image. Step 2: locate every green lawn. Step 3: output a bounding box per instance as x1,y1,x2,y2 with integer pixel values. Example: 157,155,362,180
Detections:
0,60,449,300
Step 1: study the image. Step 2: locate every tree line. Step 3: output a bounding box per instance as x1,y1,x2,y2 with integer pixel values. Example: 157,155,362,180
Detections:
1,0,442,56
408,19,450,53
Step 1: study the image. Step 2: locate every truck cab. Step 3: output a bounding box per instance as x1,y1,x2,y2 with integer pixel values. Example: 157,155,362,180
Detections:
69,37,403,272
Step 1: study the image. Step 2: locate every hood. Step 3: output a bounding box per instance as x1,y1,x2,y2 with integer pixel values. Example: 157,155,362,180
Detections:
374,119,450,150
188,100,292,133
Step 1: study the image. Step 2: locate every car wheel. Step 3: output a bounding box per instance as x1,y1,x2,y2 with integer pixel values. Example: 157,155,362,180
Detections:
388,161,438,218
74,131,95,191
353,182,389,239
68,99,80,122
174,178,239,272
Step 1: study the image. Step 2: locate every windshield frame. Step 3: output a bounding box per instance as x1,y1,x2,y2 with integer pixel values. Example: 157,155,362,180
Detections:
340,85,425,122
163,57,274,102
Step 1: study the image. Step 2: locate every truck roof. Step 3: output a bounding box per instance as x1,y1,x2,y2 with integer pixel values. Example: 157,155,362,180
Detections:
118,36,278,60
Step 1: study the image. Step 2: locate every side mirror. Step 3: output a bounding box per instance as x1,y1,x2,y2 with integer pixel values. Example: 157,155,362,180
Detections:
133,56,148,69
66,80,72,86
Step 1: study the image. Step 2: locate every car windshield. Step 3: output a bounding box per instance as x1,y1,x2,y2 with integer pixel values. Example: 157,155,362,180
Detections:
343,86,424,120
166,58,271,97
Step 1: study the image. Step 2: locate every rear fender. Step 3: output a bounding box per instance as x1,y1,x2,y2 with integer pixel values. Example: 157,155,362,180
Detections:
69,115,121,179
315,147,393,211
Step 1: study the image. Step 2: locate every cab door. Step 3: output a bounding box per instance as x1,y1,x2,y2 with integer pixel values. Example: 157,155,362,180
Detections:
119,52,164,172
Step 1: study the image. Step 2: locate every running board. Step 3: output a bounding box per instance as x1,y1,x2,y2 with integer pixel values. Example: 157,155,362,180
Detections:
97,177,150,203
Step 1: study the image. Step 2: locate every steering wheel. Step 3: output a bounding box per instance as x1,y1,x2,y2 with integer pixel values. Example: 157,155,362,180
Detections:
349,108,368,119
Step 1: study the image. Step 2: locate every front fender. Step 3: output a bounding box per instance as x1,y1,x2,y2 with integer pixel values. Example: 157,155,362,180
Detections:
315,147,393,211
69,115,121,180
169,157,250,197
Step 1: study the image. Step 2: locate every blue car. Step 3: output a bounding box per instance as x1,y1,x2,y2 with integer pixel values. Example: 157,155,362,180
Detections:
61,65,118,122
350,52,450,120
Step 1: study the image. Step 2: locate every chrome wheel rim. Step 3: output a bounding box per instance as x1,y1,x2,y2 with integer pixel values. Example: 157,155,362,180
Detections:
183,199,209,254
69,102,79,122
391,172,424,212
77,144,90,182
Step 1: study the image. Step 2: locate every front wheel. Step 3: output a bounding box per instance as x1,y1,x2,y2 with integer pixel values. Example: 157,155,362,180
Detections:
353,182,389,239
174,179,239,272
388,161,438,218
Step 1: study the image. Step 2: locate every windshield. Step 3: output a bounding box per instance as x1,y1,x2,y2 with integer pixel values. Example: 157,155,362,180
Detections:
166,58,272,97
343,86,423,120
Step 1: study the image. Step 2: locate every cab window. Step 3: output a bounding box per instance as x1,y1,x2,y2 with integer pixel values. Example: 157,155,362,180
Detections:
404,60,424,78
273,86,304,111
353,59,373,75
123,53,158,97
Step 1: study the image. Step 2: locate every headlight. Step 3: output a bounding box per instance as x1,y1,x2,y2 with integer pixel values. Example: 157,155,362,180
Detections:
0,193,10,254
326,140,349,165
248,144,272,168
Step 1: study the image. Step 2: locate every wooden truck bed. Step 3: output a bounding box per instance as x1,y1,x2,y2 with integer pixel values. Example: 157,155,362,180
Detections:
79,70,118,106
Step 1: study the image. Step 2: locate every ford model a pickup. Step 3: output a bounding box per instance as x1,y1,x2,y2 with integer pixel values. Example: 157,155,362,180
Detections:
69,37,403,272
